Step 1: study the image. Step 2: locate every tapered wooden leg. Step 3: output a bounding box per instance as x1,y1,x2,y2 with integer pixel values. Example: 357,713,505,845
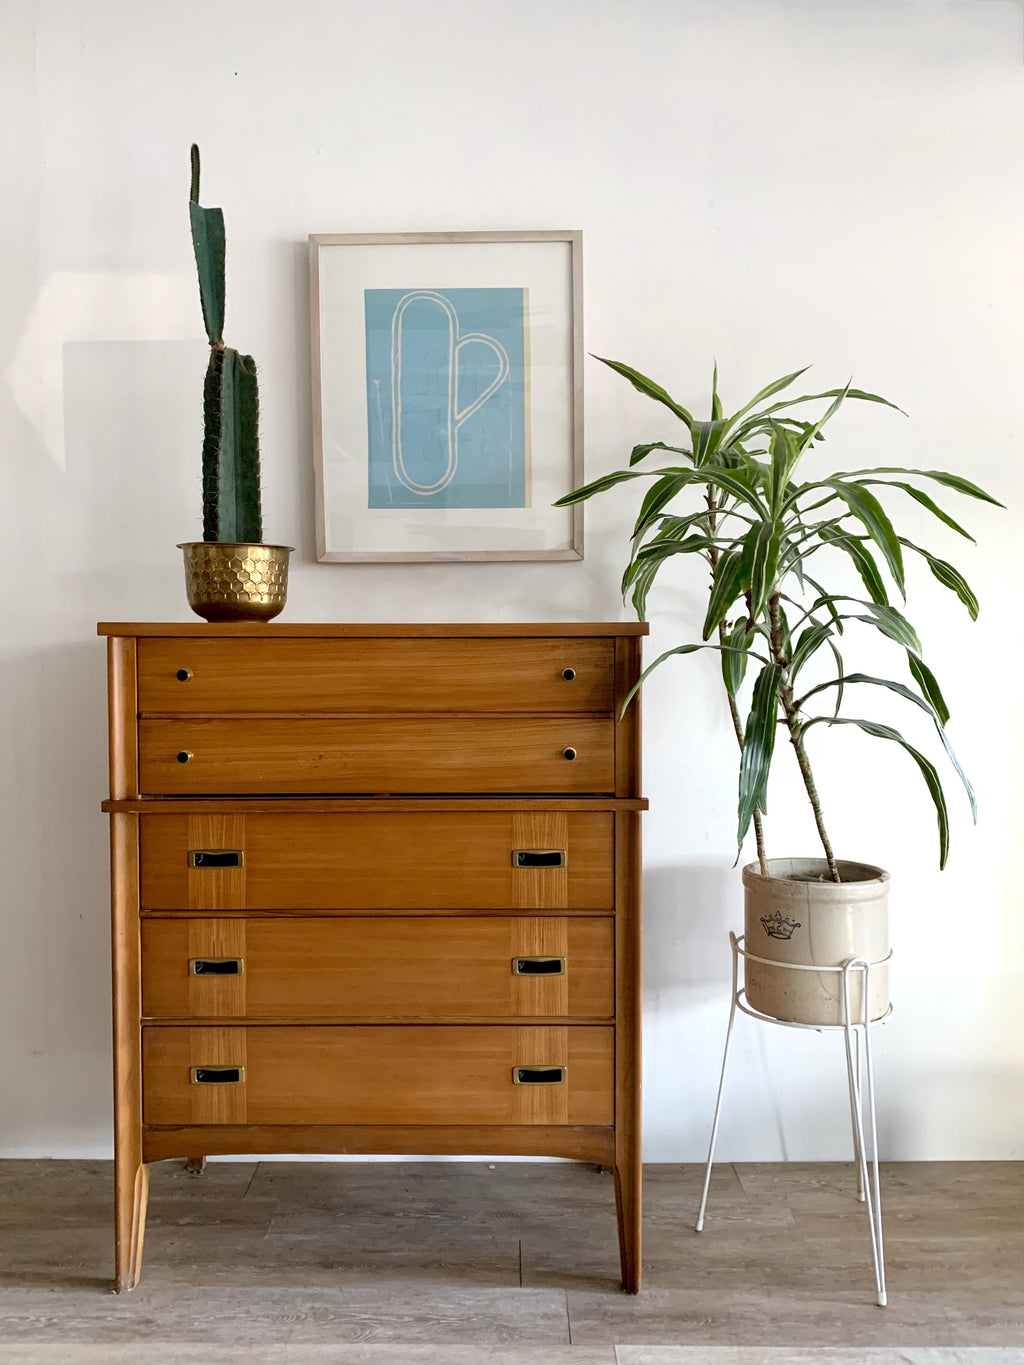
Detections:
110,808,146,1292
613,808,643,1294
185,1156,207,1175
614,1157,642,1293
115,1161,149,1292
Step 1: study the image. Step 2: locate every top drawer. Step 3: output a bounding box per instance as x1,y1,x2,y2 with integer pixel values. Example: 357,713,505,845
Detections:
137,638,615,714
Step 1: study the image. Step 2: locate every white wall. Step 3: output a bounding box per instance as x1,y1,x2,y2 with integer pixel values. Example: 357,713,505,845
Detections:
3,0,1022,1161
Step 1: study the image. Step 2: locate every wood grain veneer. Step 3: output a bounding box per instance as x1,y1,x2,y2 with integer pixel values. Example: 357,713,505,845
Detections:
139,812,614,911
137,637,615,714
141,916,614,1020
138,716,615,795
142,1025,614,1127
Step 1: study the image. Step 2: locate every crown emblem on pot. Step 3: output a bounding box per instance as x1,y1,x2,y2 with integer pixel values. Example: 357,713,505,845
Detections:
760,911,801,940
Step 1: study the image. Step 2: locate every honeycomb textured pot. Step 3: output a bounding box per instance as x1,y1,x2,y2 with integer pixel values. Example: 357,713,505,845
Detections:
178,542,293,623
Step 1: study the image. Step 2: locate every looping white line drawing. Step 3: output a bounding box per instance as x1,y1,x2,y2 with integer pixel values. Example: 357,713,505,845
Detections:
389,290,510,495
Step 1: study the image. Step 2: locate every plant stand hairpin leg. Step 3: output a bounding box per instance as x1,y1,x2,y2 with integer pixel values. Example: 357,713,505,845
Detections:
695,932,741,1235
842,955,887,1305
695,931,891,1308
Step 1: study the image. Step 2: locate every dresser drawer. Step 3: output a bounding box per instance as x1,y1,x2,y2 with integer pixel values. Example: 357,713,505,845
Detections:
138,637,614,714
140,812,614,911
142,1025,614,1127
138,716,614,795
141,916,614,1020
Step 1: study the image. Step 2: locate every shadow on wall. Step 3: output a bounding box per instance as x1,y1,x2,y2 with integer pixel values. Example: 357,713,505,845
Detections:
0,641,113,1150
642,861,742,995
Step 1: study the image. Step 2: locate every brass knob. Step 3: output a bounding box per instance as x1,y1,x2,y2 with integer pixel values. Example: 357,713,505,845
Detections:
176,750,193,764
561,667,576,681
562,747,577,761
176,668,193,682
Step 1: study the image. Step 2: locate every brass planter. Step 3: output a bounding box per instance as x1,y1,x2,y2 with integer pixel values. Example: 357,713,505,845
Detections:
179,542,293,623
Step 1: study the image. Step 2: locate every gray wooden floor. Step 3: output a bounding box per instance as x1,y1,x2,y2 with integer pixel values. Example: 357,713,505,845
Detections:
0,1159,1021,1364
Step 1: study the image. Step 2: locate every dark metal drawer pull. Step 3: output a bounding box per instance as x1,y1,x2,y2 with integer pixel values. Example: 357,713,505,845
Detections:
513,957,566,976
562,747,577,761
176,668,193,682
513,1066,567,1085
190,1066,245,1084
513,849,566,869
189,958,243,976
189,850,244,868
176,750,193,764
561,667,576,681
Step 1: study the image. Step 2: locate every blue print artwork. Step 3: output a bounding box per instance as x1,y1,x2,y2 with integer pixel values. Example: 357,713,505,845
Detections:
364,287,527,509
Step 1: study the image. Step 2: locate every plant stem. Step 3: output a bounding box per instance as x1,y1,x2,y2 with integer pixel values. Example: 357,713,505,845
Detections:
767,593,840,882
707,490,768,876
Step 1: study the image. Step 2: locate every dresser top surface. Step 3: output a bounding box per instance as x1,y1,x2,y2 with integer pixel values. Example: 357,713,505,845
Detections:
98,622,649,639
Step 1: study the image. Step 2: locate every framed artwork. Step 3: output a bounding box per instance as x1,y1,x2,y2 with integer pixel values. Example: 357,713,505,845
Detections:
309,230,583,562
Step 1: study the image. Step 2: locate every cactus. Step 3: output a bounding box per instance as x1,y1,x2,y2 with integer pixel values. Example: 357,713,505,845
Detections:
189,144,262,543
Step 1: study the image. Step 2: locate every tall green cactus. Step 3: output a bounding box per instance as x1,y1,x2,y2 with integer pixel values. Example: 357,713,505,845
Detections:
189,144,263,543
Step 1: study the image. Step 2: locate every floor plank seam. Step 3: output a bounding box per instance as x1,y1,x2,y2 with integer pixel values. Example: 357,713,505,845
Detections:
242,1162,261,1201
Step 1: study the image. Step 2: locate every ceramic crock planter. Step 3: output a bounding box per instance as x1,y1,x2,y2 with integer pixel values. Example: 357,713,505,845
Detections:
742,860,890,1026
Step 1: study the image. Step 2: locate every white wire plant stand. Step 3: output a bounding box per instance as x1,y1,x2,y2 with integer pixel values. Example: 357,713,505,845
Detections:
695,931,893,1307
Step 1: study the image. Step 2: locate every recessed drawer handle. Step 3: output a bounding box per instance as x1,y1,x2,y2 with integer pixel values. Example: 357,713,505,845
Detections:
513,1066,567,1085
189,850,244,868
513,957,566,976
562,747,577,761
561,667,576,681
189,958,243,976
513,849,566,868
190,1066,245,1084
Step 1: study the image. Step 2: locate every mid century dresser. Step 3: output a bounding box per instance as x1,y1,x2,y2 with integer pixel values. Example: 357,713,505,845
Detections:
99,622,647,1292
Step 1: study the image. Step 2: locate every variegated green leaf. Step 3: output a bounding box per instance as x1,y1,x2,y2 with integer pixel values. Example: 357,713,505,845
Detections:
737,664,782,850
691,418,732,468
838,467,1003,508
818,525,890,606
842,600,922,655
632,473,693,539
553,468,647,505
619,638,772,715
741,520,782,620
860,481,975,541
908,654,949,726
789,621,833,679
825,480,905,594
703,550,747,640
723,367,811,436
711,361,723,421
898,538,979,620
802,715,950,867
628,441,693,468
594,355,693,427
721,618,753,699
621,534,717,596
767,423,798,514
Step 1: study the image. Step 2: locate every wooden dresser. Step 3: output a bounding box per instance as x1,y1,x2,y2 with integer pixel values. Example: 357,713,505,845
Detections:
99,622,647,1293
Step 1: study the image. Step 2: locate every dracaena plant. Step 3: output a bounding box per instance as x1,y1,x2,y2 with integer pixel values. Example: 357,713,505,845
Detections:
556,361,1003,882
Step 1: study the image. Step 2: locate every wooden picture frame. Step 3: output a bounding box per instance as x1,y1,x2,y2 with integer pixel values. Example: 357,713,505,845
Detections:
309,231,583,562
